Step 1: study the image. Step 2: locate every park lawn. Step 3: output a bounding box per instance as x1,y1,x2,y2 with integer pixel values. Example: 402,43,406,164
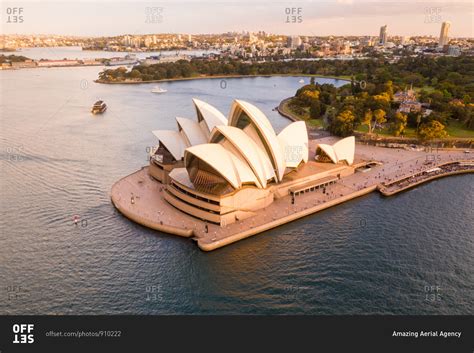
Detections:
356,123,473,139
283,101,310,120
307,119,325,128
445,120,474,138
355,125,417,137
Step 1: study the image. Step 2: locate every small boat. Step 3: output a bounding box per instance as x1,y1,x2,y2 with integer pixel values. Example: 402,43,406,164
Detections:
298,79,305,84
151,86,167,93
91,100,107,114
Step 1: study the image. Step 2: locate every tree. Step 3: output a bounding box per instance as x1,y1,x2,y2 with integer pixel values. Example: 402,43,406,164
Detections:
373,109,387,132
462,104,474,129
310,100,321,119
383,80,394,99
299,90,320,106
328,110,355,137
370,93,391,111
418,120,448,140
362,109,374,133
390,112,408,136
129,69,141,80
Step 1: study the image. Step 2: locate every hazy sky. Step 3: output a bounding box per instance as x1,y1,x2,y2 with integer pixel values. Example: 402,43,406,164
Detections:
1,0,473,37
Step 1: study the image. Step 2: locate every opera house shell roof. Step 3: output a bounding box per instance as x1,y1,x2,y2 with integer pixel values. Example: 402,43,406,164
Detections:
152,98,309,195
315,136,355,166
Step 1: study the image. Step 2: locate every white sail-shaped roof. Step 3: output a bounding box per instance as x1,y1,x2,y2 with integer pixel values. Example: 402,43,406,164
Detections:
152,130,188,160
333,136,355,165
184,143,259,189
210,125,276,188
228,99,286,182
192,98,228,134
316,144,338,164
176,117,208,147
277,121,309,168
315,136,355,166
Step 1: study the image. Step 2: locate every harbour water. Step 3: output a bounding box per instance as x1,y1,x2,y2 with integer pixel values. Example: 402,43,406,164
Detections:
0,64,472,315
1,46,218,60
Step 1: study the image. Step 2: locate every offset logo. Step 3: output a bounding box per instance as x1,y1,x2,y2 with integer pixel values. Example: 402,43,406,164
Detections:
12,324,34,344
5,7,24,23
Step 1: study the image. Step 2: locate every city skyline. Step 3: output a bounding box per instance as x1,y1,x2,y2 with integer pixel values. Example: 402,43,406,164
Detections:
1,0,473,37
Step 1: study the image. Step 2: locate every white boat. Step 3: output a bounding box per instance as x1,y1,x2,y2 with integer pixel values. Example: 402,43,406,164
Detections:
91,100,107,114
151,86,167,93
298,79,305,84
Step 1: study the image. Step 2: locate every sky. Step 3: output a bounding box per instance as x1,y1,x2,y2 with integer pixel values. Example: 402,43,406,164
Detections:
1,0,473,37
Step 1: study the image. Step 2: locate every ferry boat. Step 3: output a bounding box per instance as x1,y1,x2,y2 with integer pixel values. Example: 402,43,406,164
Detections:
91,100,107,114
151,86,167,93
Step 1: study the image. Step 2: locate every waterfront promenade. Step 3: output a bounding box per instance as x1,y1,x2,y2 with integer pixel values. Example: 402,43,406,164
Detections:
379,160,474,196
110,138,473,251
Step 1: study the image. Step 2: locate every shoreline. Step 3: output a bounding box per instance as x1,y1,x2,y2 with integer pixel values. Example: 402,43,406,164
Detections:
94,73,351,85
110,146,474,251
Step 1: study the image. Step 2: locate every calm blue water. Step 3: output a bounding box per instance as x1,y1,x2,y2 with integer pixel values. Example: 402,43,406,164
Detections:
0,66,472,315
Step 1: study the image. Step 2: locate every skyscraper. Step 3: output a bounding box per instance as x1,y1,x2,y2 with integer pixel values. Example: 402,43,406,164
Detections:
379,25,387,46
439,21,451,47
287,36,302,49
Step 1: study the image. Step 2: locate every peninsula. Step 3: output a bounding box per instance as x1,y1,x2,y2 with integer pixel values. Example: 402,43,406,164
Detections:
110,98,473,251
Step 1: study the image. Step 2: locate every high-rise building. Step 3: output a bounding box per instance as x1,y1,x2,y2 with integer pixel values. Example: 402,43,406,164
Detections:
144,36,152,48
379,25,387,46
287,36,302,49
122,35,131,46
439,21,451,47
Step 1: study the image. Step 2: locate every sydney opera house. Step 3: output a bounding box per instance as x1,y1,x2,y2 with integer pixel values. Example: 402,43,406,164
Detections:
148,99,355,226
